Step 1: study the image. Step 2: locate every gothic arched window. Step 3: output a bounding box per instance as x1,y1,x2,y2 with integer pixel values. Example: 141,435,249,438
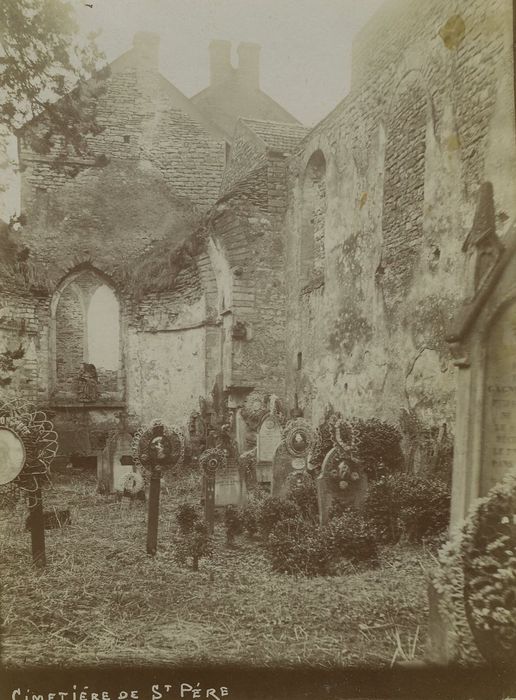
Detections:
300,150,327,289
52,270,121,401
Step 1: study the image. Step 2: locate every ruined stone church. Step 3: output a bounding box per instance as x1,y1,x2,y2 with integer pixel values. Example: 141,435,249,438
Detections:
1,0,515,500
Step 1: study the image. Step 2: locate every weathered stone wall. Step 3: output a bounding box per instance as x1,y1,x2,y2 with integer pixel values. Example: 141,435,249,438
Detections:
220,122,267,195
284,0,516,435
209,156,288,402
0,291,42,405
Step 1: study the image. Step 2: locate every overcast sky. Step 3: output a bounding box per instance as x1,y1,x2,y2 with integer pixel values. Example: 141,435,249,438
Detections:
75,0,386,126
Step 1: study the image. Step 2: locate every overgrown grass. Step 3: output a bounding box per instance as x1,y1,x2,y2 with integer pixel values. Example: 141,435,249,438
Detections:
1,472,431,669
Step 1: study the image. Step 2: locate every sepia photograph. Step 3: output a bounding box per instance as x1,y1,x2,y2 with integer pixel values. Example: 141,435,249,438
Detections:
0,0,515,698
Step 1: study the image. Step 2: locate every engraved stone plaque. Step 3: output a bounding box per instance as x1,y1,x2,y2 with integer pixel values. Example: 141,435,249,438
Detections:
481,300,516,494
257,416,282,463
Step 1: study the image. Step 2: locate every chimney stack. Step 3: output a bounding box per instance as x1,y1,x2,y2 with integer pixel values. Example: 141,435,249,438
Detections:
237,42,260,90
209,40,233,86
133,32,160,71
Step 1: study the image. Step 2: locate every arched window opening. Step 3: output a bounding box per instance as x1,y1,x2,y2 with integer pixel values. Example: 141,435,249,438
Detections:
300,150,327,289
87,285,120,392
380,80,427,310
53,271,121,401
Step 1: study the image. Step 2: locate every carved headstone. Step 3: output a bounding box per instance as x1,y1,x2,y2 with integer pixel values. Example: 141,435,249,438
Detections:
98,431,135,493
316,446,367,525
256,415,282,486
271,443,293,498
215,456,246,507
271,419,314,498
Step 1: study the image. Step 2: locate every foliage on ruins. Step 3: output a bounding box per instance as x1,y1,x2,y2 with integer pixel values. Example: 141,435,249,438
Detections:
0,217,47,292
115,221,208,299
0,342,24,387
1,0,105,157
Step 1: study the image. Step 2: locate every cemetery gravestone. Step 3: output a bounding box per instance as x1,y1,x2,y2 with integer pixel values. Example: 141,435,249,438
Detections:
271,444,293,498
98,431,135,493
215,456,246,506
256,415,282,487
317,446,367,525
271,419,314,498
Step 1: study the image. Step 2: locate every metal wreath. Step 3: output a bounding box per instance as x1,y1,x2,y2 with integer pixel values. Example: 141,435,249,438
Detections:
131,419,185,472
199,447,227,477
282,418,314,458
0,397,58,499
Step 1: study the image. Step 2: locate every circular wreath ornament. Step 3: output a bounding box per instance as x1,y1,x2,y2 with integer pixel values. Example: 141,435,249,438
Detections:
282,418,314,459
199,447,227,478
0,398,58,496
132,419,185,473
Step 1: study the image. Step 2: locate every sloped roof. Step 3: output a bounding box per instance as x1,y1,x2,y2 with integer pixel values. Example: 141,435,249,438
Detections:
241,118,310,153
191,79,301,136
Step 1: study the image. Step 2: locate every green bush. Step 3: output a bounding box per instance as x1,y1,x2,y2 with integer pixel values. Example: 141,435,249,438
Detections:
431,536,483,665
266,518,332,577
350,418,404,480
365,473,450,543
461,470,516,665
326,510,378,565
257,496,300,538
175,502,199,534
310,412,404,480
224,504,244,545
286,473,318,523
174,519,212,571
240,493,265,538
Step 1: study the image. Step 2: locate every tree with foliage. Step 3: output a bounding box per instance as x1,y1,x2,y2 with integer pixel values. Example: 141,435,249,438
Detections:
1,0,105,156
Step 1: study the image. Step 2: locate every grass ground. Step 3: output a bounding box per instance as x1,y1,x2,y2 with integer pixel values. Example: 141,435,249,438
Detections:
0,471,434,669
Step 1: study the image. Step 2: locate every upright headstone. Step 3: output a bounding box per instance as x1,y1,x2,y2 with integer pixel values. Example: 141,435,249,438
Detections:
271,419,314,498
271,444,293,498
316,446,367,524
446,198,516,526
215,456,246,506
99,431,135,493
256,415,282,487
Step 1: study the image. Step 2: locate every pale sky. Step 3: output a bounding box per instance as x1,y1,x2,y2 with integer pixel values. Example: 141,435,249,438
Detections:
74,0,386,126
1,0,386,219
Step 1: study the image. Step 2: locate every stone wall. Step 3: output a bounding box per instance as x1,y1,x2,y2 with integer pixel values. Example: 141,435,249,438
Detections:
284,0,516,434
209,155,289,402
